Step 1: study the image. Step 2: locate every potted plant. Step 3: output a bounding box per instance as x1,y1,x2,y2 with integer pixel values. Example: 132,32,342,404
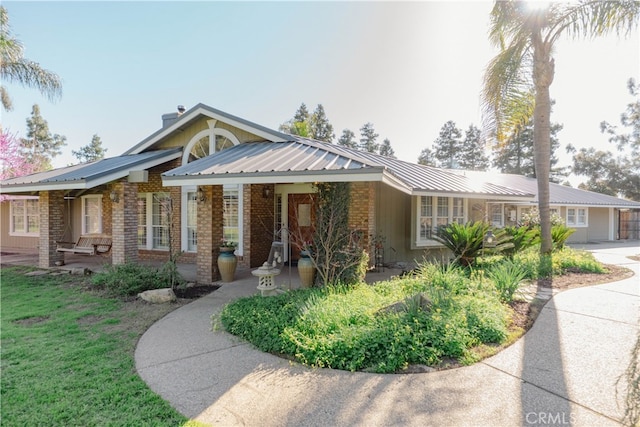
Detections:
217,239,237,282
297,241,315,288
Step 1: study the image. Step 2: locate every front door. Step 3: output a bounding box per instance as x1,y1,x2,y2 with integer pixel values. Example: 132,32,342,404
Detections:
288,193,315,260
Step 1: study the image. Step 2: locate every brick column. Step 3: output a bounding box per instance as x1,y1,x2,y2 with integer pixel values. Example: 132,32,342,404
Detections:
349,182,376,251
39,190,65,268
112,181,138,265
197,185,223,284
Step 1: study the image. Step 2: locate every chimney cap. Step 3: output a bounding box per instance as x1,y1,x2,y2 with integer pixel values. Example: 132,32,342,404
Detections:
177,105,186,114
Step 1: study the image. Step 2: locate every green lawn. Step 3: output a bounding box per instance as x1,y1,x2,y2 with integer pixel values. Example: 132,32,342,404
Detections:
0,266,194,426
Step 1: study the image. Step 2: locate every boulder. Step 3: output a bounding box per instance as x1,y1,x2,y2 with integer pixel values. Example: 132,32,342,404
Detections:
138,288,176,304
377,292,432,316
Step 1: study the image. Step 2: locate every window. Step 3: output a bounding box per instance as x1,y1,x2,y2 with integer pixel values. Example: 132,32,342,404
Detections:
152,193,171,249
490,203,503,227
186,191,198,251
137,195,147,247
137,193,170,250
452,198,464,224
82,195,102,234
223,187,239,244
416,196,467,245
10,199,39,236
419,196,433,240
567,207,588,227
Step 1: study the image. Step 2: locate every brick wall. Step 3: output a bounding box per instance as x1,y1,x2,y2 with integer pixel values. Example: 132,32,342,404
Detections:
348,182,376,256
247,184,275,268
38,190,65,268
111,181,138,264
196,185,223,284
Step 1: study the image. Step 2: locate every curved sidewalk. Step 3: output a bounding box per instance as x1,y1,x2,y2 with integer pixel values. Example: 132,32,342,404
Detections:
135,242,639,426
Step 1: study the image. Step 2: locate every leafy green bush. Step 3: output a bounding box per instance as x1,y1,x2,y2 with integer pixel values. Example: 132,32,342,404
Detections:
513,246,605,279
433,221,513,266
92,263,166,296
503,226,540,257
486,258,527,302
219,266,512,373
551,224,576,250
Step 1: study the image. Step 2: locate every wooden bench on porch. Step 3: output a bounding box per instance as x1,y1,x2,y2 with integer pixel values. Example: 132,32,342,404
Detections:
56,235,112,255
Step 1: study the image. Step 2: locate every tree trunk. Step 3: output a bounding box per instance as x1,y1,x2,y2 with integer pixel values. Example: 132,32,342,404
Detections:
532,35,555,262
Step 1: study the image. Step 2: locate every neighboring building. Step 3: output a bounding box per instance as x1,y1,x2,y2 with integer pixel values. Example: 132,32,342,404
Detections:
1,104,639,283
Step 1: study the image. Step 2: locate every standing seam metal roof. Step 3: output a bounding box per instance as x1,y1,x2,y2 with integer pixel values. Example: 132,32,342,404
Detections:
163,137,532,197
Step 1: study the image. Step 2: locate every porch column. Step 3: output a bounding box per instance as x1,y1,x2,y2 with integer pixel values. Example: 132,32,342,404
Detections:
112,181,138,265
197,185,223,284
349,182,376,251
39,190,65,268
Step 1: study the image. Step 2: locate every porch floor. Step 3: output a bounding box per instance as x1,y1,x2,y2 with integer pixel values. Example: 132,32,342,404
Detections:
0,248,404,288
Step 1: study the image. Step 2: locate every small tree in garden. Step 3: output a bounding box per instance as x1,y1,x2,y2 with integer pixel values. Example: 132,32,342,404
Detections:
307,182,368,286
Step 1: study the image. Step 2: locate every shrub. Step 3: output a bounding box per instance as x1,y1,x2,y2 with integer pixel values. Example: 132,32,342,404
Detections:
503,226,539,257
91,263,166,296
434,221,513,266
512,246,605,279
486,259,527,302
551,224,576,250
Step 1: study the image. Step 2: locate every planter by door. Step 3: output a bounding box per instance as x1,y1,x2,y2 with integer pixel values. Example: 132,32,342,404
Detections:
218,248,237,282
297,253,315,288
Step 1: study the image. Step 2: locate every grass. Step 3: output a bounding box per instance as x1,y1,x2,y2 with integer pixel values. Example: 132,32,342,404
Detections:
0,266,198,426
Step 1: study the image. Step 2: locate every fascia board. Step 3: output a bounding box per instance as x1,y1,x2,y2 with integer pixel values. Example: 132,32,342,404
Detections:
162,168,386,187
411,190,535,201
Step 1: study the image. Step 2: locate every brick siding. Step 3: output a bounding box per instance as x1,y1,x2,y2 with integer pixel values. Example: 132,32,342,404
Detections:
38,190,65,268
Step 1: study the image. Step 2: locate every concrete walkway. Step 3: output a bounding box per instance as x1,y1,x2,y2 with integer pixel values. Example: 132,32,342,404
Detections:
135,242,639,426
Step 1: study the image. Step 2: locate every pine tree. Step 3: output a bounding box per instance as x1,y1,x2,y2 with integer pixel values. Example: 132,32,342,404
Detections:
459,125,489,171
433,120,463,168
72,134,107,163
279,103,310,137
359,122,379,153
337,129,357,149
309,104,334,143
378,138,395,158
20,104,66,171
492,118,565,181
417,147,436,166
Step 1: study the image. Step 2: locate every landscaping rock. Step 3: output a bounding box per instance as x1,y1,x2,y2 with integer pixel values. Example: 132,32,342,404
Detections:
138,288,177,304
70,267,92,276
25,270,50,276
377,292,432,315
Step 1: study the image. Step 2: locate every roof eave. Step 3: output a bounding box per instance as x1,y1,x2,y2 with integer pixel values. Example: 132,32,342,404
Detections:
162,167,387,187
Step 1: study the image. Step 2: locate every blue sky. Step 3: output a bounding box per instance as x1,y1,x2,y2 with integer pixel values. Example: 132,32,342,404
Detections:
3,1,639,182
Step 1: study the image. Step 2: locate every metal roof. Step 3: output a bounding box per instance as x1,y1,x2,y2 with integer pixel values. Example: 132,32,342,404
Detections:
163,137,533,199
448,170,640,208
0,148,182,193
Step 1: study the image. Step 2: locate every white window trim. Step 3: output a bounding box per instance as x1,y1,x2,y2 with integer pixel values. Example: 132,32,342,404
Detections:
81,195,103,235
9,198,39,237
179,184,244,255
138,192,171,251
566,206,588,228
415,196,468,247
489,202,504,227
181,186,197,252
181,127,241,165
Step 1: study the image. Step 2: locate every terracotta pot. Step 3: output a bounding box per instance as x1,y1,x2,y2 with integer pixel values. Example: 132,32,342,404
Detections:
297,256,315,288
217,250,237,282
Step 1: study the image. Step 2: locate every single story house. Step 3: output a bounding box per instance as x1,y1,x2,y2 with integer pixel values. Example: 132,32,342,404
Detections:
2,104,639,283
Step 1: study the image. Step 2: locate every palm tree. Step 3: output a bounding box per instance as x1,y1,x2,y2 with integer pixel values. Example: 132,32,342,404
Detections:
482,1,639,260
0,6,62,111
